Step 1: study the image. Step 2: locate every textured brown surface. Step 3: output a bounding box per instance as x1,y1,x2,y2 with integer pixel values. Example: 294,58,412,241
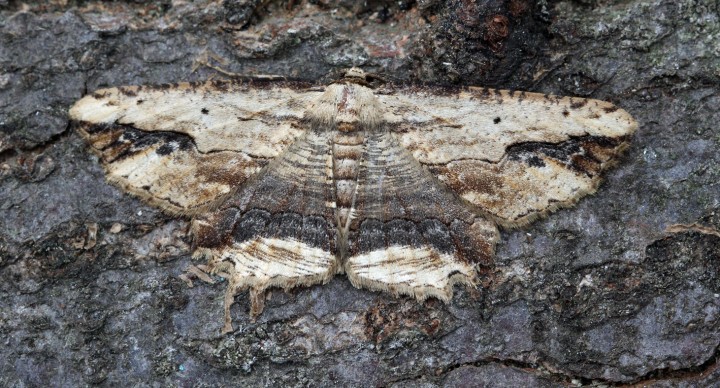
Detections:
1,0,719,386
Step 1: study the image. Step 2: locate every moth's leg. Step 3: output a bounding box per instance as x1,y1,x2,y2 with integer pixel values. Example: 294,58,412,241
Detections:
179,265,216,288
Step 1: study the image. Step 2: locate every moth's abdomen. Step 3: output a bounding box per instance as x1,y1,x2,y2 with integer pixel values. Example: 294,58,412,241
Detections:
315,82,382,234
332,131,365,232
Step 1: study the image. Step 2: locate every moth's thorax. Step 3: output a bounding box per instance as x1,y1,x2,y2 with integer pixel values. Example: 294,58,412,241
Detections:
306,83,383,131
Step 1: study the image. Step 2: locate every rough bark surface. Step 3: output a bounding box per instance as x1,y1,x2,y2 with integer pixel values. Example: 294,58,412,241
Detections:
1,0,719,386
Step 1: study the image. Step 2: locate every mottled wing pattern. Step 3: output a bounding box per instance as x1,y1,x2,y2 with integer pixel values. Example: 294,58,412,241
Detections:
191,130,338,332
379,88,637,227
71,68,638,330
345,132,499,302
69,80,318,214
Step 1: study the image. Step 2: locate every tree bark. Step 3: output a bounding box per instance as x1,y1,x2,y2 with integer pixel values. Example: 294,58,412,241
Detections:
1,0,719,385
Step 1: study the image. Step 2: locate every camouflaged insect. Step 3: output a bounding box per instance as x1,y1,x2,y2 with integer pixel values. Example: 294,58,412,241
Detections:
70,68,636,333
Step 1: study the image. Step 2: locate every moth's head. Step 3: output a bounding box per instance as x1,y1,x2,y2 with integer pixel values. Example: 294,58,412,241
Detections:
337,67,386,87
343,67,367,80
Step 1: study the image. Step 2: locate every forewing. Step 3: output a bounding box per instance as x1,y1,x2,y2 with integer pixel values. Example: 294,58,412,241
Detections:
379,87,637,227
69,79,319,214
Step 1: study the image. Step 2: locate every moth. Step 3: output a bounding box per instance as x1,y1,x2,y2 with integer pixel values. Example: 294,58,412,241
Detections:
69,68,636,332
